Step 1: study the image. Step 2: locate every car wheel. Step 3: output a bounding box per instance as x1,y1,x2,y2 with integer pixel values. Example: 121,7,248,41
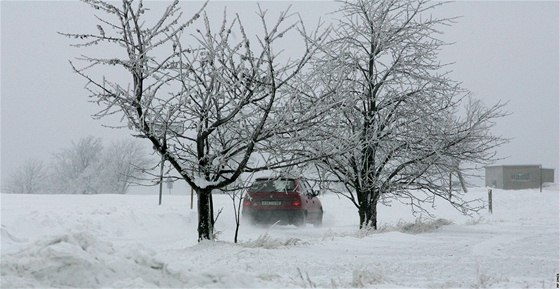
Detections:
242,212,256,225
294,211,306,227
313,210,323,227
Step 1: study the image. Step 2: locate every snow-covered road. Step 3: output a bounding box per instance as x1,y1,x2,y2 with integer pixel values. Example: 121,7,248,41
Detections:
1,187,558,288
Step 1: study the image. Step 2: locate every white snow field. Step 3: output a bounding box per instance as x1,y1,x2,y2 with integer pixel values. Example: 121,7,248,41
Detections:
1,186,558,288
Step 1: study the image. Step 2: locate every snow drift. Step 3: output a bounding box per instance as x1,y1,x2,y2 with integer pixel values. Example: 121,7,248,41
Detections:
1,187,558,288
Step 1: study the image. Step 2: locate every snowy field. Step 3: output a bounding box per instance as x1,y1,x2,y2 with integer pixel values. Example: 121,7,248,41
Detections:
1,187,558,288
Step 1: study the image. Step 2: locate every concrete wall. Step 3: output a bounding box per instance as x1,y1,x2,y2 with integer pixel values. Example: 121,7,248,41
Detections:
502,165,541,190
485,166,503,188
542,168,555,183
485,165,555,190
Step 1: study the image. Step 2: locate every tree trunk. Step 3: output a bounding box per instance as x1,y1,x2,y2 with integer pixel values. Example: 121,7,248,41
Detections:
358,201,369,229
358,189,379,230
358,189,371,229
234,221,240,243
197,188,214,241
233,196,242,243
366,200,378,230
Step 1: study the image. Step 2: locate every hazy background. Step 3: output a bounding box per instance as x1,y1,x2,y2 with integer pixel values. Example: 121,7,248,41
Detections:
1,1,558,192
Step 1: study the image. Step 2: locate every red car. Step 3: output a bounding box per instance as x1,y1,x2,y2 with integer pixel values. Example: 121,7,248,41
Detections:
242,177,323,226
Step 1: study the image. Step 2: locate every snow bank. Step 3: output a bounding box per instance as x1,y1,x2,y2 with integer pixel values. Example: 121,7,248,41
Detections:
1,187,558,288
3,232,119,288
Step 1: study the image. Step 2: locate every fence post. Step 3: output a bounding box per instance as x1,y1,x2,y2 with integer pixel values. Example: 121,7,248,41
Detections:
488,189,493,214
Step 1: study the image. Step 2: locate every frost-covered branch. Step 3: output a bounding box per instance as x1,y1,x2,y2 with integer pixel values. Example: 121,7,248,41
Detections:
63,0,336,241
306,0,507,229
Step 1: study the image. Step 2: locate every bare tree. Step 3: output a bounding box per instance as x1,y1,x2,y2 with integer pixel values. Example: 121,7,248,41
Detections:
307,0,507,229
4,159,47,194
219,173,257,243
49,136,104,194
63,0,334,241
98,139,153,194
48,136,151,194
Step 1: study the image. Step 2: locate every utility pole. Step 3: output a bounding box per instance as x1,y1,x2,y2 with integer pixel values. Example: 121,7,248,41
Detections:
158,154,164,205
158,128,167,206
191,187,194,210
154,122,182,205
448,172,452,199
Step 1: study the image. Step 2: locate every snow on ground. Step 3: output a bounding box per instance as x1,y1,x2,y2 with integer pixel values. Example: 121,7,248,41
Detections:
1,187,558,288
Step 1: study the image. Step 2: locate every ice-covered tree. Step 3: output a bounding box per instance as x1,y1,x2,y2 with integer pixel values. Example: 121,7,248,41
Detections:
306,0,507,229
50,136,104,194
97,139,152,194
4,159,47,194
62,0,334,241
48,136,151,194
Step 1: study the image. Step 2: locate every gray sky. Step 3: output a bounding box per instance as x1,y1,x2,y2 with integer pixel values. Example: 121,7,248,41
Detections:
1,1,559,187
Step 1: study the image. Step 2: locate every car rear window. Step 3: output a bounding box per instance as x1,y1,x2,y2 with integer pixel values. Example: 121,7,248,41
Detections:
248,179,296,193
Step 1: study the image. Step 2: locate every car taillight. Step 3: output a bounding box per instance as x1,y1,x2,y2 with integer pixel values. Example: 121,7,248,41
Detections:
291,200,301,207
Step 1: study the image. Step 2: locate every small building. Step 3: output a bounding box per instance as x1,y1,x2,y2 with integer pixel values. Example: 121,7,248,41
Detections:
485,165,555,190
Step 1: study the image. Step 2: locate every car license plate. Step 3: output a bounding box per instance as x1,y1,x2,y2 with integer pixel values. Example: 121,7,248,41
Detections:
261,201,282,206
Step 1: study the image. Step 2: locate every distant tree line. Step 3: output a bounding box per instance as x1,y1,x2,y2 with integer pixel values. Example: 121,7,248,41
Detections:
4,136,152,194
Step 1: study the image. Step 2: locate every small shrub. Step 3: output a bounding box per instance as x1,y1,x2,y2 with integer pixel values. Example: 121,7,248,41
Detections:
397,218,452,234
351,266,385,287
240,233,308,249
471,265,508,288
296,267,316,288
465,217,487,226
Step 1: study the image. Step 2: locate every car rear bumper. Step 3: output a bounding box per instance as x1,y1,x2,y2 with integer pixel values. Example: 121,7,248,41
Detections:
243,209,303,225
